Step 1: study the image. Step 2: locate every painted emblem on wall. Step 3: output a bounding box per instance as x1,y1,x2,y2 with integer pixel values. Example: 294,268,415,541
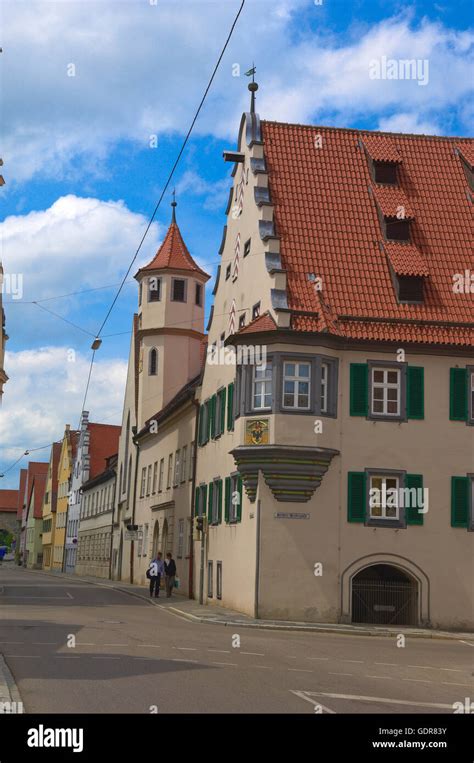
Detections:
245,418,269,445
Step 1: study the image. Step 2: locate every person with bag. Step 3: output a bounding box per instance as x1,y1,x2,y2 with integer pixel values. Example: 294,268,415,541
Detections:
147,551,164,598
164,552,177,598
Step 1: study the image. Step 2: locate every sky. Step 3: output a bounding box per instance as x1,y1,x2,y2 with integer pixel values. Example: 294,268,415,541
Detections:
0,0,473,487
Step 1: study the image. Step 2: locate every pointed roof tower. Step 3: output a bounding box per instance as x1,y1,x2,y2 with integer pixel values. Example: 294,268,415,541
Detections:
136,197,209,279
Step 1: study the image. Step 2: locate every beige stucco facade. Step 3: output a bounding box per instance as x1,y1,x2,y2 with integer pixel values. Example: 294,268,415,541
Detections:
76,463,116,579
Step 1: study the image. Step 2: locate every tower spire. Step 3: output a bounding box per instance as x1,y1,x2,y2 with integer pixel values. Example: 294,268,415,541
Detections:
245,64,258,114
171,189,177,223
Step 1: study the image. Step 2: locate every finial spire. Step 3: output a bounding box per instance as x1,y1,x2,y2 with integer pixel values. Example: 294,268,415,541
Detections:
171,189,177,223
245,64,258,114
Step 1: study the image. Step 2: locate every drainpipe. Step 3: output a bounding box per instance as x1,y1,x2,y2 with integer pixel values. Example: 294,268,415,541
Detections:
130,428,140,584
189,399,200,599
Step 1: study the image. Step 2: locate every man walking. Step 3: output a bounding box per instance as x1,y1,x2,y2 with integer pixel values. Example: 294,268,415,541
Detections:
164,552,177,598
148,551,164,598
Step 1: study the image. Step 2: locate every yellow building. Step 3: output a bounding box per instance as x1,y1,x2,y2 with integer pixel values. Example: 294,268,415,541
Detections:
53,426,79,571
41,442,62,570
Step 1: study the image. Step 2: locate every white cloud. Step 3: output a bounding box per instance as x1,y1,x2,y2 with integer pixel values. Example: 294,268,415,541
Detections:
0,346,127,488
176,170,230,211
0,194,162,340
377,113,442,135
3,2,472,183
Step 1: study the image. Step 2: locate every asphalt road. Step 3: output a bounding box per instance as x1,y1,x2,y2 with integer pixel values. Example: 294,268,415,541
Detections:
1,566,473,714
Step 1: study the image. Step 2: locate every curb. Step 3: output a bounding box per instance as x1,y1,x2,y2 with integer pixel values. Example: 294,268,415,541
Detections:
15,567,474,642
0,654,23,708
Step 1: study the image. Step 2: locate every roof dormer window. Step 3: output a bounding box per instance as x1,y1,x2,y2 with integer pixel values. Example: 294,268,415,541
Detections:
373,161,398,185
396,275,424,304
385,218,410,242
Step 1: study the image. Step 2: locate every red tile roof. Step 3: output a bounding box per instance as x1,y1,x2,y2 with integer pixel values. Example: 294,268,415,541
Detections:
0,489,19,512
31,473,47,519
238,311,278,335
261,122,474,346
362,134,402,163
24,462,48,523
384,242,430,277
457,143,474,169
87,423,121,480
371,185,414,219
137,221,209,278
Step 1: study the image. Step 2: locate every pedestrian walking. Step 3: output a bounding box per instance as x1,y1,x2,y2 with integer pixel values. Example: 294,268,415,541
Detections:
164,552,176,598
147,551,164,598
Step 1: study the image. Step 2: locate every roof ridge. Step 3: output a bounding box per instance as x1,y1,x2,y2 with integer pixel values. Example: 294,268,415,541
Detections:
261,119,473,142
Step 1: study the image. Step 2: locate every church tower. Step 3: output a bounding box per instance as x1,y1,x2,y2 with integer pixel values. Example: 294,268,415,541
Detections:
134,199,210,429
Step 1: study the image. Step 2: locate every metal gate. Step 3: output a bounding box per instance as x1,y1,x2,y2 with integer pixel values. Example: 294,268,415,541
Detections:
352,578,418,626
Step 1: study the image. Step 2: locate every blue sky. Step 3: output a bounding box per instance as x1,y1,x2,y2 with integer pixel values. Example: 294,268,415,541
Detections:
0,0,473,486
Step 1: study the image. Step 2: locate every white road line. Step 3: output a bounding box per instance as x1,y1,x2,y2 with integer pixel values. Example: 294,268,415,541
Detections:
211,662,237,667
56,655,80,659
76,643,95,646
208,649,231,654
402,678,432,683
439,668,464,673
142,645,161,648
375,662,397,666
303,691,453,710
254,665,273,670
175,647,197,651
103,643,127,647
342,660,364,664
366,675,394,680
328,672,353,677
441,681,472,687
241,652,265,656
0,641,23,644
307,657,329,661
459,640,474,647
288,668,313,673
172,658,199,664
290,690,336,714
33,642,57,645
6,655,40,658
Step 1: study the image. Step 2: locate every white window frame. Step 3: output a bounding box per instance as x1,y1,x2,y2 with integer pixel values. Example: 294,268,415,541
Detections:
282,361,311,410
167,454,173,489
158,458,164,492
230,474,239,523
152,461,158,494
181,446,187,483
211,479,219,525
140,467,146,498
321,362,328,413
369,475,400,520
371,367,401,417
174,450,180,487
146,465,152,496
189,443,194,481
252,362,272,410
177,518,184,559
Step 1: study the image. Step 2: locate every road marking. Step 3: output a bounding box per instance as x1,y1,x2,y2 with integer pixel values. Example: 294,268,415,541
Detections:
300,691,454,710
172,658,199,664
254,665,273,670
307,657,329,661
328,672,353,677
142,644,161,648
210,662,237,667
366,675,393,680
208,649,231,654
6,655,40,658
288,668,313,673
56,655,80,659
103,643,127,647
441,681,472,687
403,678,432,684
92,656,120,660
459,640,474,647
342,659,364,664
0,641,23,644
241,652,265,656
76,643,95,646
375,662,397,666
175,647,197,651
33,642,57,645
439,668,464,673
290,690,336,714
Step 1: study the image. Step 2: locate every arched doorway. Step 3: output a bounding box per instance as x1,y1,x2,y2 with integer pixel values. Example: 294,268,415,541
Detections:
162,519,168,556
351,564,418,626
152,521,160,558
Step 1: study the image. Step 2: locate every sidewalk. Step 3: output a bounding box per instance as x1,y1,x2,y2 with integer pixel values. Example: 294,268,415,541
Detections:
20,566,474,642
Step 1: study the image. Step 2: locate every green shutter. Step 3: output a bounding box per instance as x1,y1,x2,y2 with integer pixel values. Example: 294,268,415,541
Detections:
194,487,200,517
347,472,366,522
198,406,204,446
407,367,424,420
219,388,226,435
217,479,223,524
224,477,231,523
237,476,243,522
405,474,424,525
210,395,217,439
450,368,468,421
451,477,470,528
227,382,234,431
207,482,214,522
201,484,207,517
350,364,368,416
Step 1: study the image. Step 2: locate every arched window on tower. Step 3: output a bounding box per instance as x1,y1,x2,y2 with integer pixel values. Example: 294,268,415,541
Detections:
149,348,158,376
